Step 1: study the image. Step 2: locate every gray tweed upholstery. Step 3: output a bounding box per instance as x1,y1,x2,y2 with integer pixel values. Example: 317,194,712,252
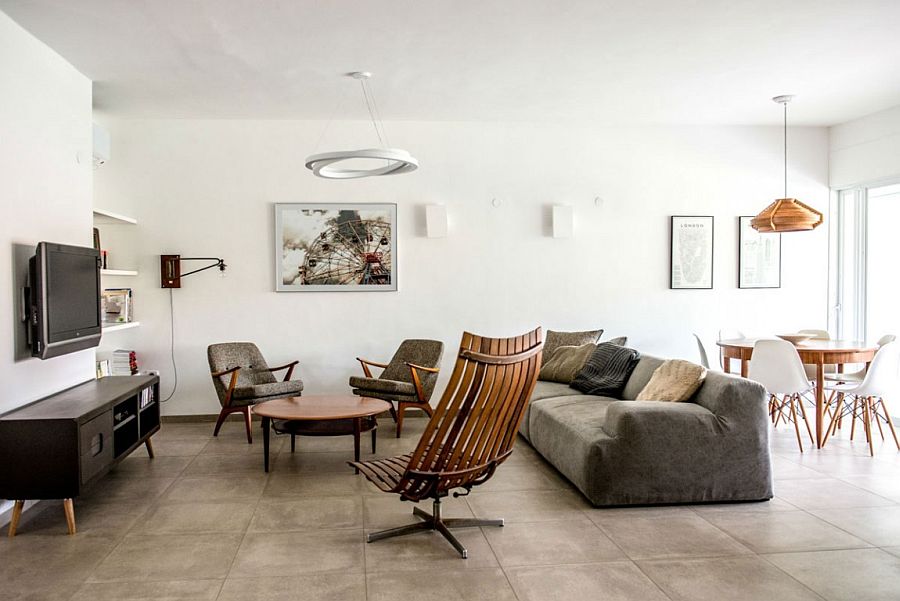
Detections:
207,342,303,406
519,353,773,506
351,339,444,404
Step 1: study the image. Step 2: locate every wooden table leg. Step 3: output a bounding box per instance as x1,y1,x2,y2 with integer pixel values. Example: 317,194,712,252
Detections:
262,416,271,473
7,500,24,537
145,437,155,459
353,417,361,474
372,422,377,454
63,498,76,535
816,362,825,448
724,356,731,374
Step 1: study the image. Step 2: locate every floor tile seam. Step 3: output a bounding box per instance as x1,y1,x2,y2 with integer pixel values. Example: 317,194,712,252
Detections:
753,550,844,601
803,508,900,548
624,557,680,601
478,522,533,601
220,471,269,584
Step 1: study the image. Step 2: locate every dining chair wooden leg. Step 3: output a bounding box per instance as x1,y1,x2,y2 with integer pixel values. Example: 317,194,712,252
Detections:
863,396,875,457
836,392,845,431
822,397,844,447
789,397,804,453
880,398,900,450
850,397,859,441
873,399,886,441
795,394,815,444
774,395,788,427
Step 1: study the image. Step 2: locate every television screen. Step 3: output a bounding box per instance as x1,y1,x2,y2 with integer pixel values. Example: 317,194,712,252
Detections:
29,242,102,359
47,248,101,341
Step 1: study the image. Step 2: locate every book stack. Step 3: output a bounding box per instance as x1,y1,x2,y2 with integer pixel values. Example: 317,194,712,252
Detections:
111,349,138,375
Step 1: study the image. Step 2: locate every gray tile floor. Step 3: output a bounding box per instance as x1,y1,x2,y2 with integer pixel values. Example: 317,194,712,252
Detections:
3,416,900,601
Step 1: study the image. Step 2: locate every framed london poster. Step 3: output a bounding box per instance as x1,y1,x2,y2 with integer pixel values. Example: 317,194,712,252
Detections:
670,216,714,289
739,216,781,288
275,203,397,292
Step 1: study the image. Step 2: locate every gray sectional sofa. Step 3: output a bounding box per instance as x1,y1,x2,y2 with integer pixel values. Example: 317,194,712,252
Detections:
519,353,773,506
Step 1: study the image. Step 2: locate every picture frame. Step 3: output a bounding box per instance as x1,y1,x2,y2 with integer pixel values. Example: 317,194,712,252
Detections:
275,203,397,292
738,216,781,289
670,215,714,289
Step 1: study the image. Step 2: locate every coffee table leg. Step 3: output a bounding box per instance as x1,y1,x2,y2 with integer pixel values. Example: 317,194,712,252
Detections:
372,422,377,454
353,417,361,474
262,416,271,473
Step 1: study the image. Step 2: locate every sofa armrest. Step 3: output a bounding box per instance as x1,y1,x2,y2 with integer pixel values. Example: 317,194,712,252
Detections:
692,371,768,424
602,401,722,439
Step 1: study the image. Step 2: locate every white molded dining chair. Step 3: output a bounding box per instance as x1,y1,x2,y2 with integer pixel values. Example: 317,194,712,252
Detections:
824,341,900,456
825,334,896,385
718,329,745,374
693,334,711,370
748,339,815,452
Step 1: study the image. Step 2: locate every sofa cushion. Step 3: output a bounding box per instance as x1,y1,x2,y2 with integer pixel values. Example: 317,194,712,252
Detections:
621,355,666,400
570,343,641,397
538,343,595,383
232,380,304,400
636,359,707,402
603,336,628,346
543,329,603,365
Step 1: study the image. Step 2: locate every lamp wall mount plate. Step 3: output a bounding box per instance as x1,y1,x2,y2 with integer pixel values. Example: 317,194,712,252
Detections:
425,204,448,238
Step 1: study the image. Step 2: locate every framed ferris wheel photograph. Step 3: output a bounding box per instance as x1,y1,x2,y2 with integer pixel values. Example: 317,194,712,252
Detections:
275,203,397,292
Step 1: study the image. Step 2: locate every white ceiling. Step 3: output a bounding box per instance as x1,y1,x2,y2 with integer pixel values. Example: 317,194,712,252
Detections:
2,0,899,125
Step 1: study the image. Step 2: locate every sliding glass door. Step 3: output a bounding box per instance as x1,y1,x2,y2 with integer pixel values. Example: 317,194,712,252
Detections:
830,182,900,341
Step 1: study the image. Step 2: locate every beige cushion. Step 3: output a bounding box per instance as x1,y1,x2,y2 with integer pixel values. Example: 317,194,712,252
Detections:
538,344,596,383
636,359,707,402
543,329,603,365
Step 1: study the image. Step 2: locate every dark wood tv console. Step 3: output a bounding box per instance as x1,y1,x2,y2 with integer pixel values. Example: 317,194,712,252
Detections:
0,375,160,536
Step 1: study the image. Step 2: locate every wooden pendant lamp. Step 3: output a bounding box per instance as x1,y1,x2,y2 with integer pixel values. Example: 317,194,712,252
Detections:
751,96,823,233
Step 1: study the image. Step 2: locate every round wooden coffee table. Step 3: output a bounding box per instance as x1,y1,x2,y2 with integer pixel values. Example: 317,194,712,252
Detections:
252,395,391,472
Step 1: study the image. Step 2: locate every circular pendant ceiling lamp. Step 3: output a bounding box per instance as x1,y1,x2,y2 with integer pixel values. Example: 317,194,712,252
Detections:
305,72,418,179
751,95,823,233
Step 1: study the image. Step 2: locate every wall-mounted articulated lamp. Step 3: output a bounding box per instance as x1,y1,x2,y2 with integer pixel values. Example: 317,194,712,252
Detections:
160,255,227,288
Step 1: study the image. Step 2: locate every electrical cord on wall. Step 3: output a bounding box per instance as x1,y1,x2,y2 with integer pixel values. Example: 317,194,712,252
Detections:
160,288,178,403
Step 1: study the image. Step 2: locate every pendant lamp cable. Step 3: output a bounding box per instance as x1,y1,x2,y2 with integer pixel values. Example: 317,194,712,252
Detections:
783,100,788,199
360,77,389,149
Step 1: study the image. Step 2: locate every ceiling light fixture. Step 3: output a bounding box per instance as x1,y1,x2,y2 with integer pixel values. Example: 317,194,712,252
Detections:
305,72,418,179
751,95,823,233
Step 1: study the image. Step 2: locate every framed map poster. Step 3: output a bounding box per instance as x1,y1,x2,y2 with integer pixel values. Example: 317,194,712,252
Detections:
739,216,781,288
670,216,714,289
275,203,397,292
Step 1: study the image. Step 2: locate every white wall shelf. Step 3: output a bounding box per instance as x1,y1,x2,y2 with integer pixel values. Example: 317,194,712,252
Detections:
102,322,140,333
93,208,137,225
100,269,138,277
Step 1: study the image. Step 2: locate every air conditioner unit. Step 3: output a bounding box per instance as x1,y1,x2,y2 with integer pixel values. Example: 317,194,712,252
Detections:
92,123,110,168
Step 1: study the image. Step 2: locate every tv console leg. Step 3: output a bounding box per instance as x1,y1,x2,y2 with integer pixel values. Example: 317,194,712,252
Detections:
7,500,24,537
145,438,155,458
63,499,76,535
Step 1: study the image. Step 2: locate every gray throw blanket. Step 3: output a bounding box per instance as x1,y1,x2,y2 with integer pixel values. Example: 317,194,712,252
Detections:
569,342,642,397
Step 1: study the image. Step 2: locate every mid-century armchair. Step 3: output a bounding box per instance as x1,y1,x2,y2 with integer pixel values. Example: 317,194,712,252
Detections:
207,342,303,443
350,328,543,558
350,339,444,437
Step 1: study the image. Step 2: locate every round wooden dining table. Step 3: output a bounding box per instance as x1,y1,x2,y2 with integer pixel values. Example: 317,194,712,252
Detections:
716,338,878,448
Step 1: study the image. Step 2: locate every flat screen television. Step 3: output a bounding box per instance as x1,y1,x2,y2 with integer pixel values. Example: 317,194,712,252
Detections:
27,242,102,359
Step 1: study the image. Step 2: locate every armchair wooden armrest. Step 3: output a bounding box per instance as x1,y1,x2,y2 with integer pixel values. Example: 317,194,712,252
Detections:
356,357,389,378
211,366,241,407
406,362,440,402
267,360,299,381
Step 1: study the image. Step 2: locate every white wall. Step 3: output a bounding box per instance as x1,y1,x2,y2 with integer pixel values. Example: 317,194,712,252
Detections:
0,11,93,513
93,119,830,415
829,104,900,189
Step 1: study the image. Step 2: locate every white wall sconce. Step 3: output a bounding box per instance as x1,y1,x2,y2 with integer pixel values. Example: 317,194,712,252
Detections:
425,204,448,238
552,205,574,238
